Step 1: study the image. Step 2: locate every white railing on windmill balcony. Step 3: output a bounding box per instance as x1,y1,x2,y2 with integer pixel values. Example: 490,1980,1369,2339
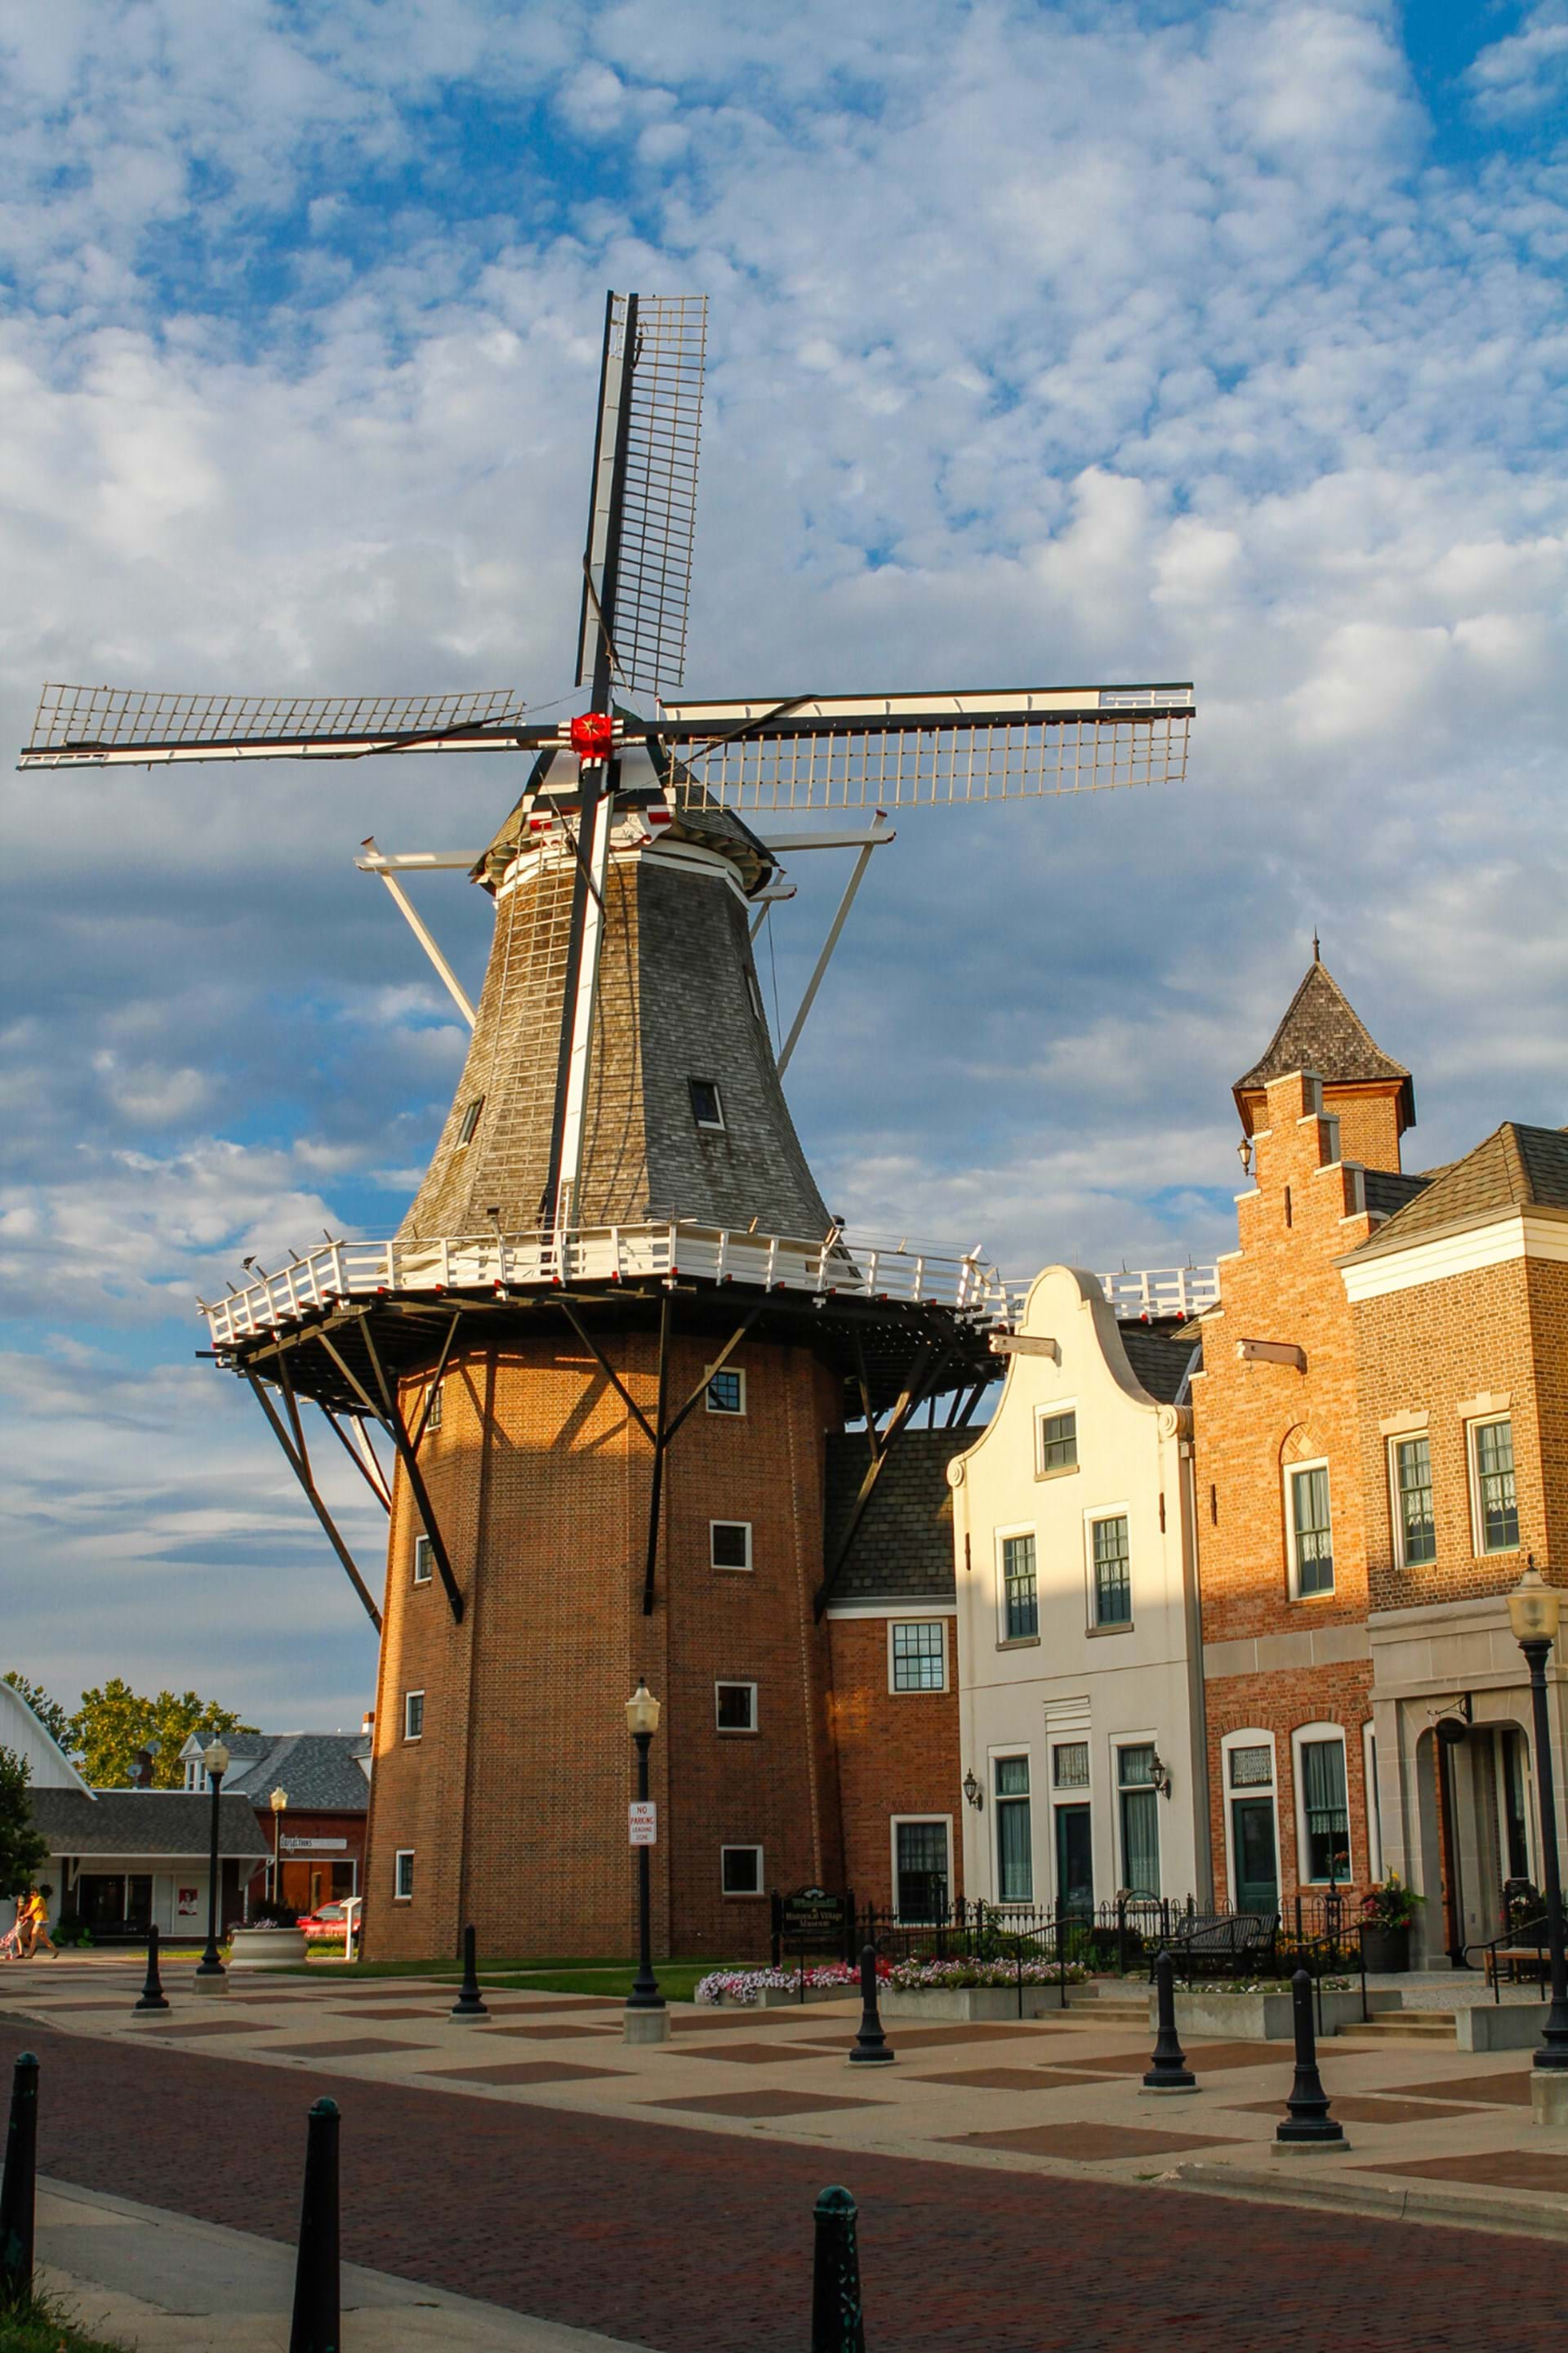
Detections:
198,1221,1218,1350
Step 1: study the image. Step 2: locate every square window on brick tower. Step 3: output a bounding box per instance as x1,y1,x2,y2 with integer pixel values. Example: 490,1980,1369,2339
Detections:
689,1077,725,1130
715,1682,757,1732
721,1844,763,1895
1392,1436,1435,1566
891,1620,947,1691
1472,1418,1520,1554
1287,1464,1334,1597
706,1366,746,1415
710,1520,752,1571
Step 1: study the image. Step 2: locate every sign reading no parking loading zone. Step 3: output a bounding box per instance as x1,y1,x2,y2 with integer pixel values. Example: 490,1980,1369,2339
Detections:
629,1803,657,1847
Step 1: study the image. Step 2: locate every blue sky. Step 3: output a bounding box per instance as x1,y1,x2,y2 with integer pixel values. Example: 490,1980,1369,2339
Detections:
3,0,1566,1731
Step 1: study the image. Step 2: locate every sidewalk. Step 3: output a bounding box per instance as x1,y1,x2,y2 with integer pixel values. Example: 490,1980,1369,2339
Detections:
36,2178,647,2353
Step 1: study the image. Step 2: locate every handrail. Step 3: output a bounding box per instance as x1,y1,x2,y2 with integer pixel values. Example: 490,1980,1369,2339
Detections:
1465,1914,1554,2003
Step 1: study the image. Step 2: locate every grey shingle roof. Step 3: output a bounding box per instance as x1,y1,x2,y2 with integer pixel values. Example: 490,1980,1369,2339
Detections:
1118,1324,1201,1403
220,1733,370,1812
29,1789,269,1860
823,1428,966,1607
1352,1123,1568,1259
1235,959,1413,1126
1363,1165,1441,1221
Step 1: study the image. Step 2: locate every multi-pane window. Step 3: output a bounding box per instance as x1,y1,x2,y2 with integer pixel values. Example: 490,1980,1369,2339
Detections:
456,1095,483,1146
1392,1436,1435,1566
412,1535,433,1587
715,1682,757,1732
894,1820,950,1920
995,1757,1033,1902
720,1845,763,1894
394,1850,414,1900
1118,1745,1160,1898
891,1621,946,1692
403,1691,424,1740
1290,1465,1334,1596
1299,1737,1350,1883
424,1384,443,1433
1038,1410,1078,1474
1473,1419,1519,1553
689,1077,725,1130
1001,1534,1038,1640
706,1368,745,1415
1092,1516,1131,1627
1052,1740,1090,1789
710,1520,752,1571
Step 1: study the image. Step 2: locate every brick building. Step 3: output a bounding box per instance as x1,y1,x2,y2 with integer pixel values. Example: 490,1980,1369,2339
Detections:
1342,1121,1568,1962
180,1730,371,1916
1189,955,1419,1917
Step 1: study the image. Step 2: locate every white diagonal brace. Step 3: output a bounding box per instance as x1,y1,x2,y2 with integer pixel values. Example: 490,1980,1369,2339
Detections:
777,812,891,1075
359,840,475,1027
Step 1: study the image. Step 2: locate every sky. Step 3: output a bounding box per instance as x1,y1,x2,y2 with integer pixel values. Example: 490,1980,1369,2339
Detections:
2,0,1566,1733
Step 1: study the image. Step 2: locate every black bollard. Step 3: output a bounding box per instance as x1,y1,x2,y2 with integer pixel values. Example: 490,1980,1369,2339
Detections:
135,1924,170,2013
810,2185,866,2353
288,2097,340,2353
1276,1968,1345,2146
0,2053,38,2310
1142,1951,1196,2092
849,1943,893,2066
450,1924,488,2020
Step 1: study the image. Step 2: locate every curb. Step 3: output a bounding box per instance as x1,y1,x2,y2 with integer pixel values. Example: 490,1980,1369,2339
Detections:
1165,2159,1568,2244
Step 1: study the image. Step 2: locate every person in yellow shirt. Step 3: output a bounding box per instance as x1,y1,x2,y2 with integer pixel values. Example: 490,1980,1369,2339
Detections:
19,1887,57,1959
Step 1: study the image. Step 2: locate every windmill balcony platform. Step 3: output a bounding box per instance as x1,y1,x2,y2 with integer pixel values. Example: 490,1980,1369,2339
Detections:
200,1221,1216,1357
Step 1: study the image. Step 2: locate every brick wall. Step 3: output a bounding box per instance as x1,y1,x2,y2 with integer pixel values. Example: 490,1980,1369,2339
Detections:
826,1615,961,1910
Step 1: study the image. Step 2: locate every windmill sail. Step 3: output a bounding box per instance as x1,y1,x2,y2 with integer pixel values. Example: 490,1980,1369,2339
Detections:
577,292,707,699
21,683,526,768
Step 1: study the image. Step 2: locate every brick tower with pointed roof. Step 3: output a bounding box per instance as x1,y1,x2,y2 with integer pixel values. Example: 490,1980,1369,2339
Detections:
1233,946,1414,1174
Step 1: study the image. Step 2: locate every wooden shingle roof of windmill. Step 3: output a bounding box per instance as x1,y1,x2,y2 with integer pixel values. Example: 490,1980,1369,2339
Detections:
1233,947,1415,1136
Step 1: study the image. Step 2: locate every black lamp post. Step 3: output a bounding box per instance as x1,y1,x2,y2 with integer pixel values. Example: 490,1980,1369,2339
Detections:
195,1738,231,1982
1508,1561,1568,2071
625,1678,664,2013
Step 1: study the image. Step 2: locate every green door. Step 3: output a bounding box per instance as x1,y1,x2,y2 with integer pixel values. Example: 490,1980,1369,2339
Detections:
1232,1798,1278,1914
1054,1805,1093,1918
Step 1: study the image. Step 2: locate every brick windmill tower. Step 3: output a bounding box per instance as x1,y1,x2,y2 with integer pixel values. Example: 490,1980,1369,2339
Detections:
23,292,1195,1961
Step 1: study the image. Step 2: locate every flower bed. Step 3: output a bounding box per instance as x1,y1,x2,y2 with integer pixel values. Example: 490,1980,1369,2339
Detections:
695,1962,863,2007
886,1957,1087,1992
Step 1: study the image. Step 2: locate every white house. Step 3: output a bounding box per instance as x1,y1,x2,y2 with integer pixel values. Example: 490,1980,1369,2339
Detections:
0,1682,91,1793
948,1265,1209,1918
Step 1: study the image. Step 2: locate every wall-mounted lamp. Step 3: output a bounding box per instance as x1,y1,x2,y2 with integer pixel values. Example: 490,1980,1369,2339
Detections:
1236,1136,1253,1176
962,1769,983,1812
1150,1754,1174,1799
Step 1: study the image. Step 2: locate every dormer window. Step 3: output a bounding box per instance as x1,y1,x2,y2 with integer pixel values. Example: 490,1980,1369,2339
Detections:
456,1097,484,1148
689,1078,724,1130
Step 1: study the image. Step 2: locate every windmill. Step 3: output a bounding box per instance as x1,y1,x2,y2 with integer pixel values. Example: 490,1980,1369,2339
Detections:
23,291,1196,1962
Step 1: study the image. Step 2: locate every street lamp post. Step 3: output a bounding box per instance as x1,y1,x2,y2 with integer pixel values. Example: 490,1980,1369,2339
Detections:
625,1678,664,2019
1508,1561,1568,2079
195,1739,231,1986
270,1788,288,1907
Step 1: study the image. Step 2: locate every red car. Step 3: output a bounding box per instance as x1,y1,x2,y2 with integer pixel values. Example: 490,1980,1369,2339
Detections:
296,1897,362,1945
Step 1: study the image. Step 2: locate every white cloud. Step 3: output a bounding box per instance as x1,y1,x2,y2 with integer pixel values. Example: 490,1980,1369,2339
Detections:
1467,4,1568,121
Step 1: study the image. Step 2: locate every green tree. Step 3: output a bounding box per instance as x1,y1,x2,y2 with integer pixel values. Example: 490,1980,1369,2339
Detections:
69,1682,255,1789
2,1672,74,1753
0,1748,51,1900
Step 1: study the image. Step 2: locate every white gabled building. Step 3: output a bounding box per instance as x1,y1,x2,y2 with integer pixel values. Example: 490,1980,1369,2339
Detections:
948,1265,1209,1918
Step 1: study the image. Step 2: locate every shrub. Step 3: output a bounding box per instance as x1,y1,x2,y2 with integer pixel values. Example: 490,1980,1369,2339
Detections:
1361,1872,1422,1929
51,1913,91,1949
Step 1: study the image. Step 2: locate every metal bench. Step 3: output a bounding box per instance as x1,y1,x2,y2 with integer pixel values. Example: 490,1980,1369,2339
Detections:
1157,1911,1278,1977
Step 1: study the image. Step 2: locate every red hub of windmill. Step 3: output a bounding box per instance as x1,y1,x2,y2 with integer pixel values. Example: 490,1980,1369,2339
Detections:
570,711,616,764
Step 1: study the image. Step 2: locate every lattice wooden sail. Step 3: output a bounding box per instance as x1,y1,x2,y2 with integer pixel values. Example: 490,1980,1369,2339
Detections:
22,683,526,768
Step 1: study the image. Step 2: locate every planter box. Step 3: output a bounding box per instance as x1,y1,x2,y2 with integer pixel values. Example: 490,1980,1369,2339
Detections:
229,1925,310,1972
1458,2002,1543,2052
1360,1924,1410,1973
882,1985,1075,2021
715,1984,853,2009
1160,1988,1402,2042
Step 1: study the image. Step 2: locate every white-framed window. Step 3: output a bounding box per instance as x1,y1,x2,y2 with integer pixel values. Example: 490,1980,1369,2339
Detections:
1293,1723,1352,1887
993,1754,1032,1902
715,1681,758,1733
1089,1512,1132,1629
1115,1740,1161,1899
890,1816,951,1921
412,1535,433,1587
889,1620,947,1692
1362,1722,1383,1882
456,1095,483,1147
998,1527,1038,1642
1285,1460,1334,1598
689,1077,725,1130
710,1519,752,1571
706,1366,746,1415
745,967,765,1022
1468,1415,1520,1554
1389,1434,1434,1567
1036,1406,1079,1477
720,1843,764,1896
394,1850,415,1901
424,1383,443,1433
1051,1739,1090,1791
1221,1729,1281,1912
403,1690,425,1741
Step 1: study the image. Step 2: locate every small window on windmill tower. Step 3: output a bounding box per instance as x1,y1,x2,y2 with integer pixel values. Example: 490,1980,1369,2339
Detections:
456,1096,484,1148
745,967,764,1022
689,1078,724,1130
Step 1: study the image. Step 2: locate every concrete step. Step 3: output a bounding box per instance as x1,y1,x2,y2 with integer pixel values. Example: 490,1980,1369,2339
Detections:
1348,2011,1455,2041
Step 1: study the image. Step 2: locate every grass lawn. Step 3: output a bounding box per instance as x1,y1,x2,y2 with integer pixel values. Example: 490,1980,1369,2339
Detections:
0,2298,127,2351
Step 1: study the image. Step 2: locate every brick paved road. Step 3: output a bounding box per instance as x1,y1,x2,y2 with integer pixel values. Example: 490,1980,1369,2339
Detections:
9,2014,1555,2351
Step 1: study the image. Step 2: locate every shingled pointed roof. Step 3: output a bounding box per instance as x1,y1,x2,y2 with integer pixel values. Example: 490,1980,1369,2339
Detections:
1234,956,1414,1132
1352,1122,1568,1259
